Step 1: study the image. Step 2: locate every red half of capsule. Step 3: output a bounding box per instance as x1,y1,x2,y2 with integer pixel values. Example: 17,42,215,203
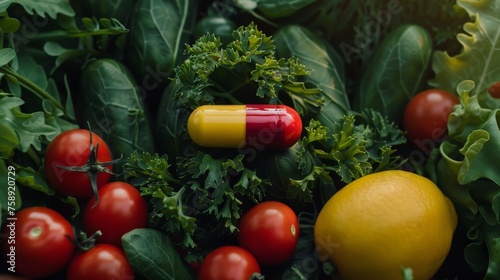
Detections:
245,104,302,149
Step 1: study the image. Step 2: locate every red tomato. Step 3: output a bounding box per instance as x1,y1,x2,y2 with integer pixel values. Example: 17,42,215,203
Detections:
237,201,299,266
66,244,134,280
44,129,114,199
1,207,75,278
403,89,459,149
198,246,261,280
83,182,148,247
488,81,500,98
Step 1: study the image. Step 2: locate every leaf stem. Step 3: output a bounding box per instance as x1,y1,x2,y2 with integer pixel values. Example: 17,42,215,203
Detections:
26,147,42,167
22,29,128,42
0,66,73,121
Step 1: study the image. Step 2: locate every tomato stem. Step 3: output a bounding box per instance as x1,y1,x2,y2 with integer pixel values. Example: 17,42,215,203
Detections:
250,272,266,280
322,261,337,277
29,226,43,238
56,128,122,208
71,228,103,251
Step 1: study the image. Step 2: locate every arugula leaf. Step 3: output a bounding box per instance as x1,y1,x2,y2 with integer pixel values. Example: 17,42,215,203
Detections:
0,56,74,121
430,0,500,94
0,96,58,156
0,15,20,34
16,166,55,195
0,0,75,19
15,55,56,99
41,17,128,73
0,47,14,66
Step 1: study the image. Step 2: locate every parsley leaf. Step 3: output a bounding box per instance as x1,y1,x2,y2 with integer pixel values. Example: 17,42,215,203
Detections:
300,110,406,184
172,22,322,112
177,151,268,233
124,151,197,248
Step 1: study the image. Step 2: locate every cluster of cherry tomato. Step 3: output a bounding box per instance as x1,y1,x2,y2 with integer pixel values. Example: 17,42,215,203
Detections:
1,129,148,279
8,84,492,279
1,128,303,280
198,201,300,280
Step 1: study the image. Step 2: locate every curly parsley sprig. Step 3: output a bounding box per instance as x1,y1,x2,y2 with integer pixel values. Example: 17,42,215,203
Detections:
172,22,323,114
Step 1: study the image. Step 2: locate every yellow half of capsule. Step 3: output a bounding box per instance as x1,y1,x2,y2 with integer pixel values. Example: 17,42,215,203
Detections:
188,105,246,147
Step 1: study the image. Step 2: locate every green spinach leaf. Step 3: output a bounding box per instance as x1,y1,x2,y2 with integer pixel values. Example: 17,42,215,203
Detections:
122,228,196,280
126,0,198,84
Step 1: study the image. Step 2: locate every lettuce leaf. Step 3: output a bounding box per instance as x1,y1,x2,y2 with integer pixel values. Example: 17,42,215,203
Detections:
428,80,500,279
429,0,500,94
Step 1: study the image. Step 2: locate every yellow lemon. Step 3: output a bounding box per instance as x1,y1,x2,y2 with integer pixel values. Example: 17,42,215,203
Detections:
314,170,457,280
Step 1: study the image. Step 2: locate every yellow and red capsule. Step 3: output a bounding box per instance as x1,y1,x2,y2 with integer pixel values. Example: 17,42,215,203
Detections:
187,104,302,149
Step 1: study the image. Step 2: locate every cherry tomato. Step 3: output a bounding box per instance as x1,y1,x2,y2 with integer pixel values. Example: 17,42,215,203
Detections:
1,207,75,278
83,181,148,247
198,246,261,280
403,89,459,149
66,244,134,280
488,81,500,98
44,129,114,199
237,201,299,266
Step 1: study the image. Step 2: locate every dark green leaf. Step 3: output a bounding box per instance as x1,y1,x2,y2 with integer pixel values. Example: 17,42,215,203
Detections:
352,24,432,125
43,42,89,74
0,122,18,158
0,48,15,67
17,54,60,102
0,96,58,153
0,0,75,19
255,0,318,19
16,166,55,195
0,17,20,33
155,82,192,159
80,59,155,173
122,228,196,280
81,0,135,25
274,24,349,121
126,0,198,82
